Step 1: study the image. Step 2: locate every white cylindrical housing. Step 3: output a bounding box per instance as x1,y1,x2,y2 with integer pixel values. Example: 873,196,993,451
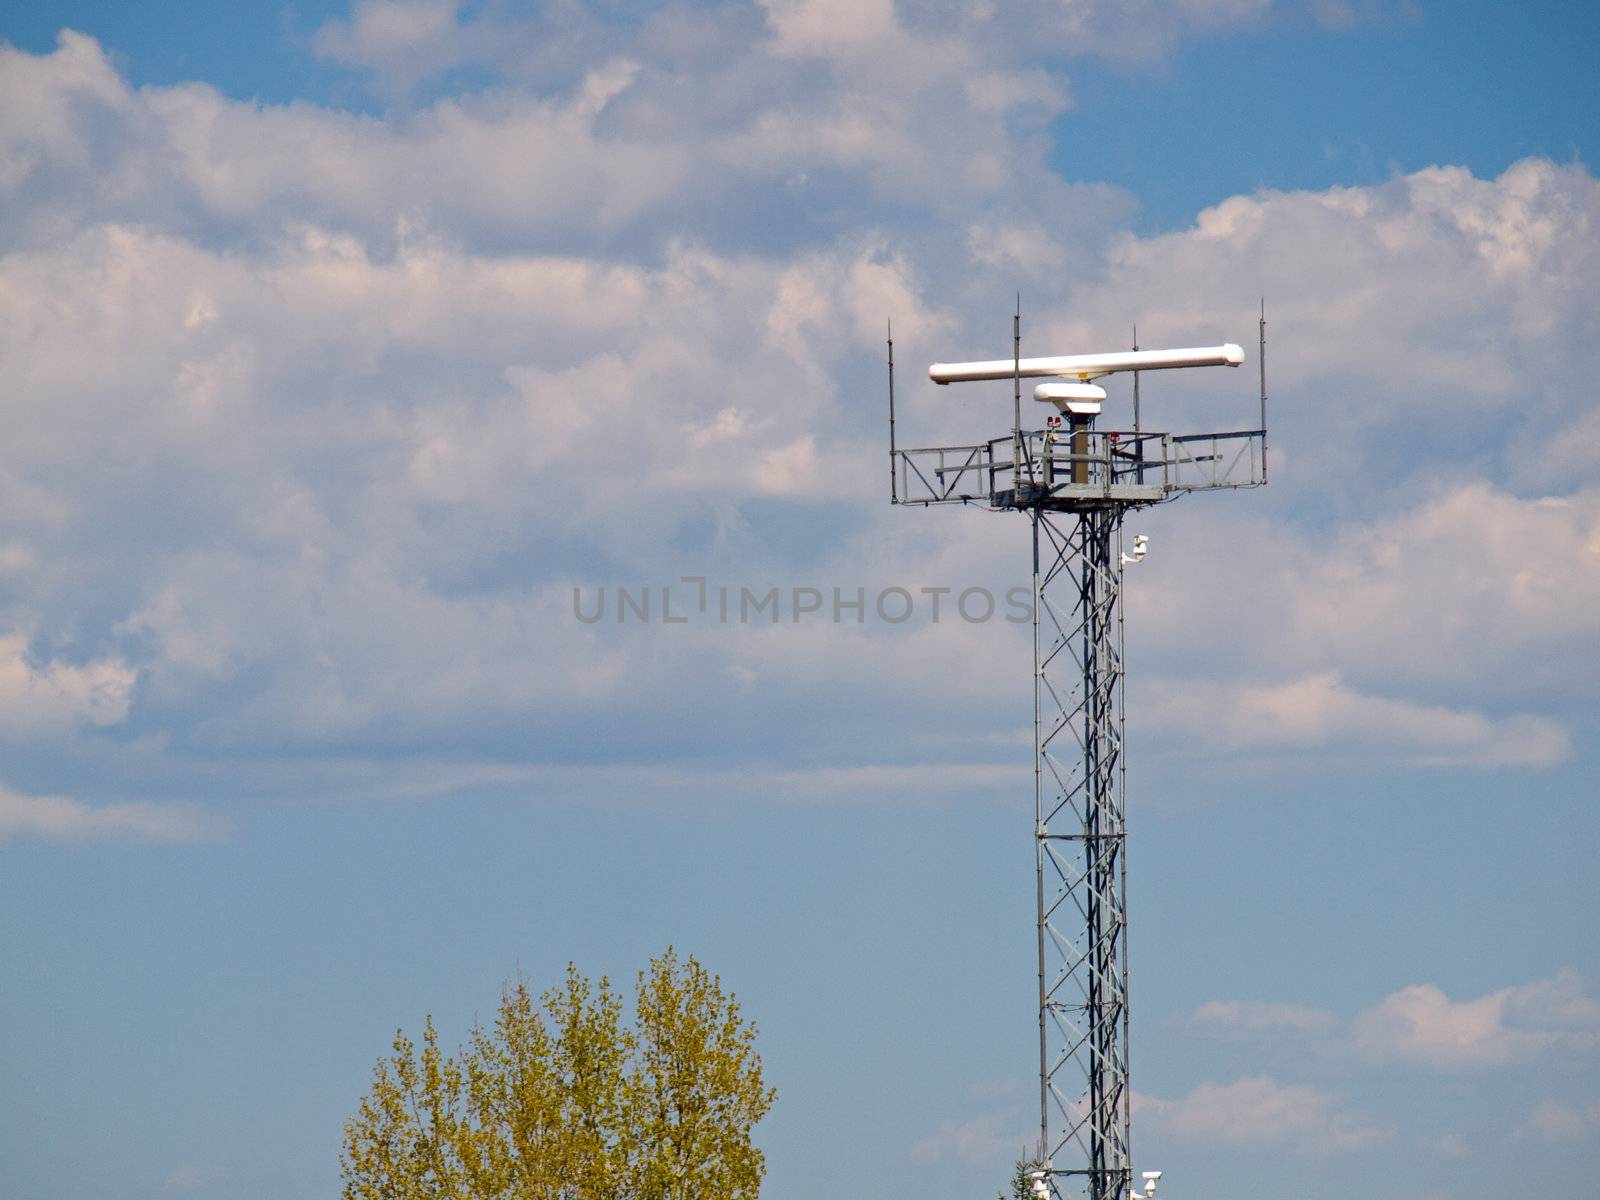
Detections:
1033,382,1107,404
1034,381,1106,415
929,343,1244,384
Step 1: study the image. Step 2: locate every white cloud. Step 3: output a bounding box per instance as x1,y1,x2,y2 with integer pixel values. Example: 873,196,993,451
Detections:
1353,985,1541,1068
1,24,1090,261
307,0,1290,103
1039,160,1600,493
1190,973,1600,1072
1283,486,1600,702
1144,670,1570,767
1124,479,1600,767
760,0,898,57
312,0,469,92
0,784,212,843
911,1112,1032,1166
1307,0,1423,32
1190,999,1339,1036
0,635,135,733
1352,972,1600,1069
0,30,1597,802
897,0,1277,66
1524,1099,1600,1142
1139,1075,1391,1153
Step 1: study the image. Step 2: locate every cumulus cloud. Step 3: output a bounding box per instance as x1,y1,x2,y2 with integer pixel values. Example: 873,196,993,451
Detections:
911,1111,1032,1166
308,0,1293,102
0,25,1596,805
1352,972,1600,1069
0,23,1095,260
1127,480,1600,767
0,636,135,733
1524,1099,1600,1142
1190,999,1340,1037
896,0,1278,66
1144,670,1570,767
1190,972,1600,1070
1283,486,1600,702
310,0,633,98
761,0,899,57
1033,159,1600,498
312,0,473,92
0,784,213,843
1139,1075,1391,1153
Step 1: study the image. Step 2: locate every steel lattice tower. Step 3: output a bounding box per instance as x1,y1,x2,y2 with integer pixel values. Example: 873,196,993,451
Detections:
1033,505,1129,1200
889,310,1267,1200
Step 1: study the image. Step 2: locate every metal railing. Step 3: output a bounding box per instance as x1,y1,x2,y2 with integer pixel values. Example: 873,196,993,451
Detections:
891,428,1265,508
1165,429,1266,492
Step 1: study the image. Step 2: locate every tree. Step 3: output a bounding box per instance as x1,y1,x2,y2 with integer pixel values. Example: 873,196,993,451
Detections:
342,949,775,1200
998,1156,1044,1200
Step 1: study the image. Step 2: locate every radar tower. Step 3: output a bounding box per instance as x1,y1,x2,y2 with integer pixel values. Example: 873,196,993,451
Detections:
889,306,1269,1200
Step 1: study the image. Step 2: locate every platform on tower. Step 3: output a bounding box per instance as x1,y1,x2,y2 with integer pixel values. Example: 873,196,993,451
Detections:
890,427,1266,511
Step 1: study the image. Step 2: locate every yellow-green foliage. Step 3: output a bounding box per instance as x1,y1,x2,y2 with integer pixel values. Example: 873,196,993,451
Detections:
341,949,775,1200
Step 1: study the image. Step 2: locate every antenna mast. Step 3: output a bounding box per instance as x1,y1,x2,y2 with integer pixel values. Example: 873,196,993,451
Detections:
1259,299,1268,483
1131,324,1142,478
887,320,897,502
1014,297,1025,486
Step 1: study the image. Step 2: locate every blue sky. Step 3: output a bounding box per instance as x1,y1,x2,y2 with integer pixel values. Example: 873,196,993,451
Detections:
1062,0,1600,230
1,3,1598,1199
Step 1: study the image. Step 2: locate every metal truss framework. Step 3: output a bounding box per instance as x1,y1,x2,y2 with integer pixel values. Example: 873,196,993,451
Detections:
1033,507,1130,1200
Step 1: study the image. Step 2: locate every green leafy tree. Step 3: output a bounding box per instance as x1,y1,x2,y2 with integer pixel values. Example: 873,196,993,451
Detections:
342,949,775,1200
